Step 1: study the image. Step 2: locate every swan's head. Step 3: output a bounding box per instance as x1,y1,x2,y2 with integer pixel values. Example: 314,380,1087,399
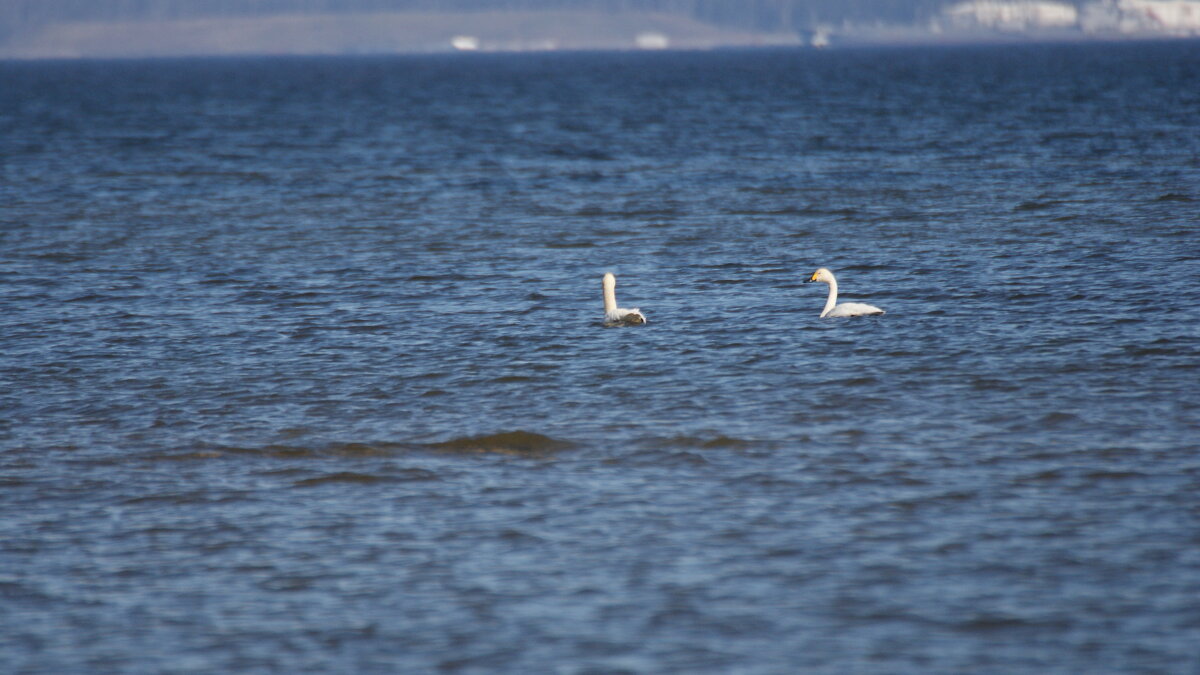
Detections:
603,272,616,291
806,268,835,284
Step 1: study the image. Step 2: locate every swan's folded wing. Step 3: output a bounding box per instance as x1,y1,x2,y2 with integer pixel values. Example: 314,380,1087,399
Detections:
827,302,884,317
606,309,646,325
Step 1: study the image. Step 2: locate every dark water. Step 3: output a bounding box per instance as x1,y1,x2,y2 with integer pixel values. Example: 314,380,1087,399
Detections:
3,42,1200,672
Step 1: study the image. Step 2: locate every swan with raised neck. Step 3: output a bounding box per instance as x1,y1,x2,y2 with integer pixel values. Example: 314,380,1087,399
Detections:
805,267,884,318
602,272,646,326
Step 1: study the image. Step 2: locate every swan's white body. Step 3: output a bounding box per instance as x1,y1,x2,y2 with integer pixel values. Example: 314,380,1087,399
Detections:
602,272,646,326
806,268,884,318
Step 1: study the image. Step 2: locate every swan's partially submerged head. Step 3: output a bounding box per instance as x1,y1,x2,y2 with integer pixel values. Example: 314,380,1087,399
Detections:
807,267,835,284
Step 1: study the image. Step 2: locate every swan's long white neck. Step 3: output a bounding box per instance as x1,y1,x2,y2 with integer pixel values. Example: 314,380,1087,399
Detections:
820,276,839,318
603,275,618,314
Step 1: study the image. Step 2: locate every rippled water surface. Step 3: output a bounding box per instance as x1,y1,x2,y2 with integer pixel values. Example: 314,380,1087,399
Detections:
3,43,1200,672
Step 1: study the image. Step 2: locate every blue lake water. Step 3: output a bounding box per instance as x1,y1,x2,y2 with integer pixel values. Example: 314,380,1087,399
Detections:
2,42,1199,672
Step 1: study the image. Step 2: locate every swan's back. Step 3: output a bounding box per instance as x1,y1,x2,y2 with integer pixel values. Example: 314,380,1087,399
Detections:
605,309,646,326
827,302,884,318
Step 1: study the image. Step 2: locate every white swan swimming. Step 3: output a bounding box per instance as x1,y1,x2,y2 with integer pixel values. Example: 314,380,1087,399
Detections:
602,272,646,326
805,267,885,318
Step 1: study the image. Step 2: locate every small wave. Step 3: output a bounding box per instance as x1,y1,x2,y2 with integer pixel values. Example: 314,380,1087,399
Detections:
293,471,396,486
1122,340,1190,357
1014,200,1059,212
737,185,802,195
1154,192,1193,202
344,323,389,334
230,444,320,459
642,435,759,450
1013,469,1064,484
700,435,756,449
729,471,801,488
497,528,544,543
574,206,680,218
1084,470,1147,481
1038,411,1080,428
140,444,316,458
65,292,118,303
826,376,878,387
955,613,1062,632
543,241,595,249
723,206,813,216
971,377,1019,392
120,491,247,505
430,430,574,457
141,450,227,461
327,442,395,457
889,490,976,511
547,145,613,161
26,252,86,264
169,442,399,461
641,450,710,467
197,274,245,286
1040,130,1094,142
405,273,469,282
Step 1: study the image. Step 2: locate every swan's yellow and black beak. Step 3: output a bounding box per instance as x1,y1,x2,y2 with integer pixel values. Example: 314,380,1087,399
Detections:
804,274,817,283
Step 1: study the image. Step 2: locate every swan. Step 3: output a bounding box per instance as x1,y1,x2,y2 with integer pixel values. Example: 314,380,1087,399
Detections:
805,267,884,318
602,272,646,326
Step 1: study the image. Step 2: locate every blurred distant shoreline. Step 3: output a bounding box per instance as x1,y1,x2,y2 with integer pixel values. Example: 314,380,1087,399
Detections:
2,5,1198,60
0,11,802,60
